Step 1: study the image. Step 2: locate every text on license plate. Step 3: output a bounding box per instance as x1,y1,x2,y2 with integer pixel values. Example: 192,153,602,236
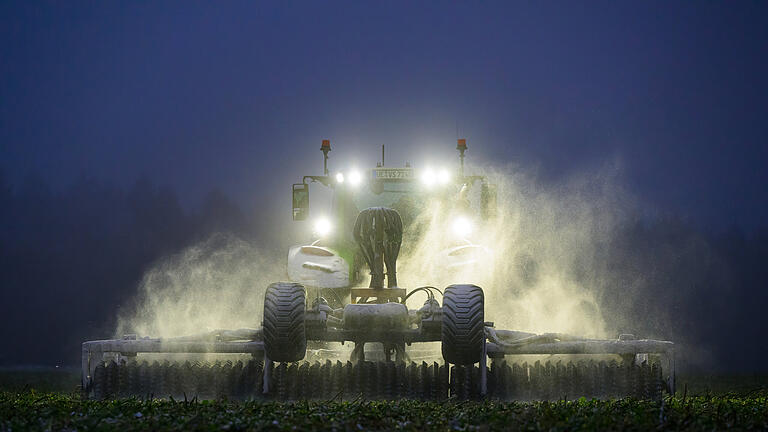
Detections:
373,168,414,179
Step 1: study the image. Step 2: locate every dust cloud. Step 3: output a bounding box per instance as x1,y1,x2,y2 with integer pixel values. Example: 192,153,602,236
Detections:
116,233,284,338
398,161,637,339
118,162,653,342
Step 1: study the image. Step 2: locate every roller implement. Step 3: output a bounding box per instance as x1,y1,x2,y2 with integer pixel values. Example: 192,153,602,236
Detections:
82,140,675,400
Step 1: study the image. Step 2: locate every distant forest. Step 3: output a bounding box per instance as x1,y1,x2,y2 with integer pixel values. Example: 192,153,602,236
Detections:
1,172,766,372
0,172,268,367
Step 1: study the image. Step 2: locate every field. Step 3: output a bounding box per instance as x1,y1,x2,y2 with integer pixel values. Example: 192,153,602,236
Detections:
1,369,767,431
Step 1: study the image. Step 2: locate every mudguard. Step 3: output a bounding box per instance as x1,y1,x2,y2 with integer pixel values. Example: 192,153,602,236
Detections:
287,244,350,288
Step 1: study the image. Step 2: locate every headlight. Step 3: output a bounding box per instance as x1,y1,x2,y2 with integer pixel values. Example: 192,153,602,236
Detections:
348,170,362,186
420,168,436,187
451,216,474,237
335,172,344,183
438,169,451,184
421,167,451,187
314,217,332,237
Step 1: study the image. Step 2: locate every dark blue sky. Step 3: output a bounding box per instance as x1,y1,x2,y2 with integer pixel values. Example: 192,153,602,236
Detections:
1,1,766,229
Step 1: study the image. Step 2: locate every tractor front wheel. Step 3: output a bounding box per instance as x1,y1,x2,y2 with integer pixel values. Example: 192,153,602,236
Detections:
263,282,307,362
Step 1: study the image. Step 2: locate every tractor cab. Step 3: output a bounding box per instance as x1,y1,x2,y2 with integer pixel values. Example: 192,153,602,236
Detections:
288,139,496,304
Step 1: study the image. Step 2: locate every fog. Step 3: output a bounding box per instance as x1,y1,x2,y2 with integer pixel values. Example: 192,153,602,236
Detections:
115,233,283,339
89,160,768,373
1,2,767,378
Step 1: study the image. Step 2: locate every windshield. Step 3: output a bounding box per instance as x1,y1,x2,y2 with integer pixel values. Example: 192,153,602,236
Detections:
347,181,426,226
352,181,415,208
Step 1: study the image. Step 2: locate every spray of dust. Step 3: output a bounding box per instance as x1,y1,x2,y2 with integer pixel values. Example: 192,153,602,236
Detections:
116,233,284,338
118,162,647,342
398,161,636,338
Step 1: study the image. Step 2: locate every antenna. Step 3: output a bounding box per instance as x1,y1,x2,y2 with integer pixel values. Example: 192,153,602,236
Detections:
320,140,331,175
457,138,467,176
381,144,385,167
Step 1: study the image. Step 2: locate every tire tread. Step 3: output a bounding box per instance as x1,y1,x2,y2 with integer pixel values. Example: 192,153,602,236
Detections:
441,284,484,365
263,282,306,362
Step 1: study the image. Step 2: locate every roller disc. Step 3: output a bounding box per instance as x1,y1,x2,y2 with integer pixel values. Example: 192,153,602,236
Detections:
87,358,664,401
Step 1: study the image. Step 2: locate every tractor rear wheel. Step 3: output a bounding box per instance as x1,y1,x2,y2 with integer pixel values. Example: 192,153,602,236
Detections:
441,284,485,365
263,282,306,362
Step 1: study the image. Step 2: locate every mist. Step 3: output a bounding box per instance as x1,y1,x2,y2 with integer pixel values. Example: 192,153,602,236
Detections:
115,233,284,339
90,159,768,373
397,161,734,371
116,162,627,341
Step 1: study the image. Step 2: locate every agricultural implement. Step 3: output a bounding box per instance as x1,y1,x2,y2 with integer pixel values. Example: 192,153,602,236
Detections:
82,140,674,400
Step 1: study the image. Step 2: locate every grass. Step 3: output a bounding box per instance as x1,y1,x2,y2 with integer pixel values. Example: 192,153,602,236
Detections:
1,369,767,431
0,367,80,394
1,391,767,431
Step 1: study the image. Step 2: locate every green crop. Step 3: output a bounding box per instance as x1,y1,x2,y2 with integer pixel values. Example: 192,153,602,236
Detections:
1,390,767,431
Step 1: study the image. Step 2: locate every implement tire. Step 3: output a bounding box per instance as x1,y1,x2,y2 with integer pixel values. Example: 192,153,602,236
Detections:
441,284,485,365
263,282,306,362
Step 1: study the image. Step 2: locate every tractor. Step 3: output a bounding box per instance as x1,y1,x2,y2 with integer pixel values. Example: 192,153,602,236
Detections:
81,139,674,400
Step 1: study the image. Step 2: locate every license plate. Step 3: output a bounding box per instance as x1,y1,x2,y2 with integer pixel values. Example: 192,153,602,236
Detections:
373,168,414,179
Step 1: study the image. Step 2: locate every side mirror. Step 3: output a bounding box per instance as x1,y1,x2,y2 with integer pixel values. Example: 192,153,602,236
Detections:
480,183,497,219
292,183,310,221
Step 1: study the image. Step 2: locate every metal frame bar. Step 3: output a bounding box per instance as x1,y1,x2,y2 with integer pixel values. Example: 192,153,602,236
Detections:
486,339,673,356
309,328,441,344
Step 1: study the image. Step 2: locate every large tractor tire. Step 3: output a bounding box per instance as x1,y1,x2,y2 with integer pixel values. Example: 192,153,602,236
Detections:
441,284,485,365
263,282,307,362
